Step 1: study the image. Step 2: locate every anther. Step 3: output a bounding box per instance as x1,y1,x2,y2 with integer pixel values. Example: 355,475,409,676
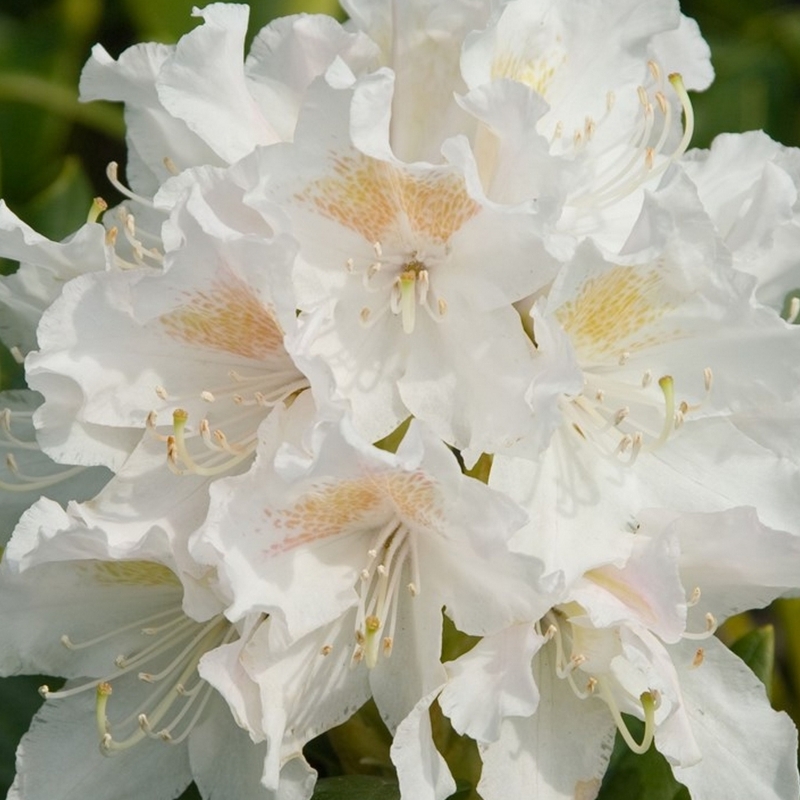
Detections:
155,386,168,400
688,587,701,606
163,157,179,176
360,308,371,324
648,60,661,82
703,367,713,393
787,296,800,324
437,298,447,316
614,407,629,426
88,197,108,224
345,258,354,272
691,648,704,668
382,637,393,656
321,645,332,656
655,91,668,115
407,582,418,596
637,86,648,108
200,391,215,403
642,369,653,388
619,351,630,366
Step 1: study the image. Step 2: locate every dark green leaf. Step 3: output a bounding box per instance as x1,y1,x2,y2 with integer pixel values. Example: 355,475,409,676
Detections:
598,719,690,800
311,775,400,800
17,155,94,241
0,675,57,796
729,624,775,697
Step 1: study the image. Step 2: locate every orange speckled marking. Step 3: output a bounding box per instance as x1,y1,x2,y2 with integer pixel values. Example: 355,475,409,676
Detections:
89,560,180,587
161,273,284,361
555,266,671,357
296,153,480,245
266,470,442,554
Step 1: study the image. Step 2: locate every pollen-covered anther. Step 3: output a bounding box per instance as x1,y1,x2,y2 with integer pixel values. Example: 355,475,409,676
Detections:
586,676,598,694
320,645,333,656
682,611,718,641
382,637,393,656
692,648,705,669
787,296,800,324
155,385,169,400
200,391,215,403
687,586,702,607
614,407,629,426
88,196,108,224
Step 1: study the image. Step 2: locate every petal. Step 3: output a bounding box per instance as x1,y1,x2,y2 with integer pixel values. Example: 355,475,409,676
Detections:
190,694,317,800
9,672,192,800
391,686,456,800
668,638,800,800
156,4,278,163
478,645,616,800
440,623,544,744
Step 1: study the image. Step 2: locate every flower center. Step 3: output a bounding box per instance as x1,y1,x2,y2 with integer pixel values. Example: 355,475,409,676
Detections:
355,242,449,334
353,518,421,668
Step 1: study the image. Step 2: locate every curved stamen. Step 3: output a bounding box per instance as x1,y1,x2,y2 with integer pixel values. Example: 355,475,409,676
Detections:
598,681,658,755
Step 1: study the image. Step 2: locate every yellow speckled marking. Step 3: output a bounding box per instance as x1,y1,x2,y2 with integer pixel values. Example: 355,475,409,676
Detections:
296,153,480,246
161,273,284,361
555,266,672,357
90,560,180,587
491,50,564,97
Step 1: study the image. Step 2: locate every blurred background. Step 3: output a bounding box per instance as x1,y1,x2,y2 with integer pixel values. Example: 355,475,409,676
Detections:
0,0,799,798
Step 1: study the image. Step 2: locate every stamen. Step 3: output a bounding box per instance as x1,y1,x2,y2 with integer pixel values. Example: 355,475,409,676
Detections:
691,648,704,668
682,612,718,641
105,162,156,209
599,682,657,755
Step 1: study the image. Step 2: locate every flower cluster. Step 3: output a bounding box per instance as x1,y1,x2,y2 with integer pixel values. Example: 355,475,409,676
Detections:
1,1,800,799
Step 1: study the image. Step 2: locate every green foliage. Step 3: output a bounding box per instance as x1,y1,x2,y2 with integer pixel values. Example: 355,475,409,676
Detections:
598,720,691,800
730,624,775,695
311,776,401,800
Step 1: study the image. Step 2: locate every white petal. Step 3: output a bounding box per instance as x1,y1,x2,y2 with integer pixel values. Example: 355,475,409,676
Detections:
478,645,616,800
391,686,456,800
668,638,800,800
440,624,544,744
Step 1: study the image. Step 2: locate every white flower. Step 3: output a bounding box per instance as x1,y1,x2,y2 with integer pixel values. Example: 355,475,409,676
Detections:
25,164,307,475
457,507,800,800
0,498,316,800
492,174,800,585
190,414,551,788
459,0,713,249
80,4,379,193
239,71,563,455
682,131,800,315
